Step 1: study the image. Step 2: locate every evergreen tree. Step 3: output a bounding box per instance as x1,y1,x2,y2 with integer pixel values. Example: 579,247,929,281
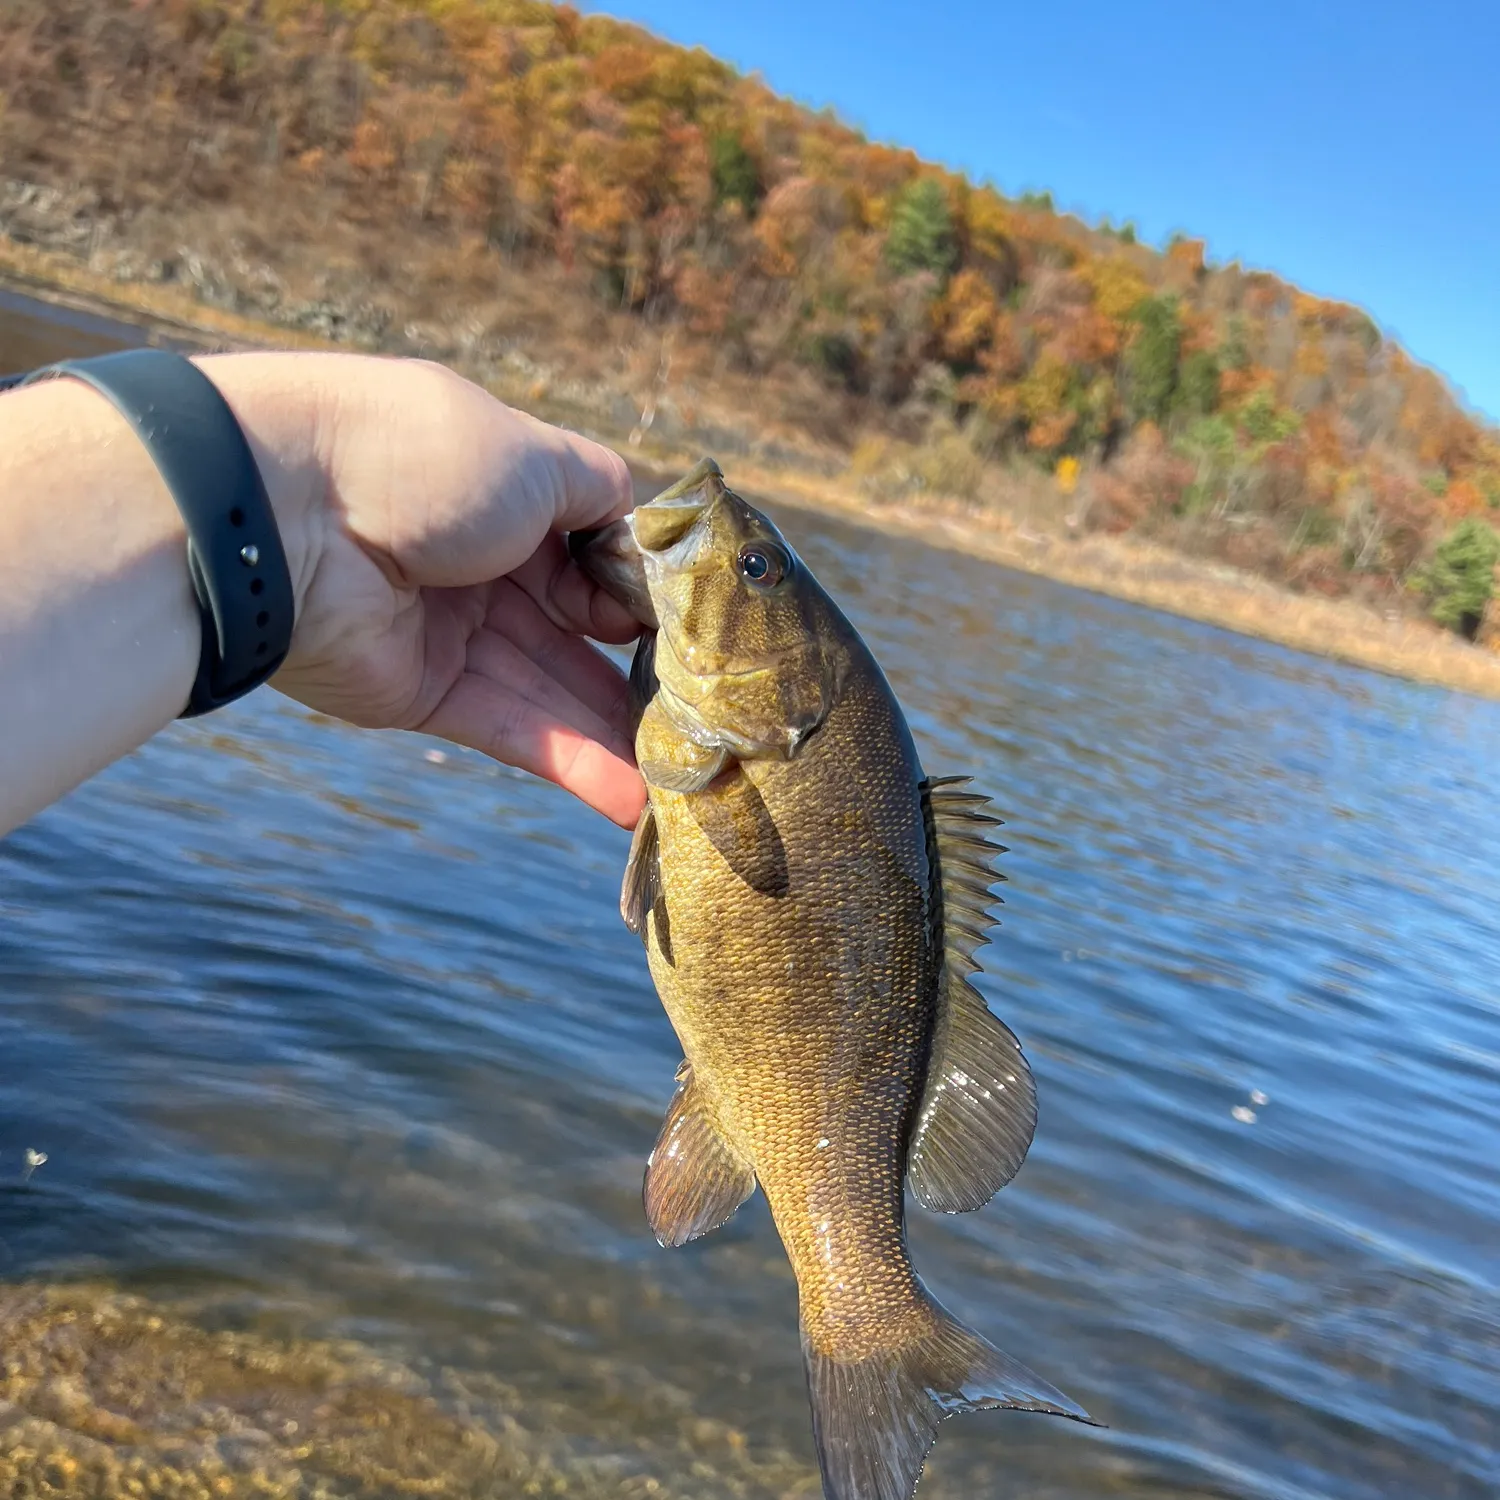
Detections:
709,133,761,212
885,179,957,279
1125,295,1182,426
1426,519,1500,635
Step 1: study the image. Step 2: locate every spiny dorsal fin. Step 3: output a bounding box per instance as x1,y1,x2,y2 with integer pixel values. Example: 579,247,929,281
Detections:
909,776,1037,1214
644,1061,757,1247
921,773,1008,974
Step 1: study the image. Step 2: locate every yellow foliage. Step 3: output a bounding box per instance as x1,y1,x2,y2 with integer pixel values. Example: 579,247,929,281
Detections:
965,188,1013,261
1019,351,1073,426
1056,455,1081,494
1081,256,1150,321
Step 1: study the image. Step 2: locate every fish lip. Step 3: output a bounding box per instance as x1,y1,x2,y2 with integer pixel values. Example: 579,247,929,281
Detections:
568,518,659,628
626,458,724,559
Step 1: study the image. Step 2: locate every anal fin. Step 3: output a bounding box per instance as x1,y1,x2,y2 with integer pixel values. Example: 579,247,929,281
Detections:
644,1061,756,1247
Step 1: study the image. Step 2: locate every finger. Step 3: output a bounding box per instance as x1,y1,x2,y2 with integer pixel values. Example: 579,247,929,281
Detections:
483,581,636,738
424,672,647,828
464,625,632,759
512,408,634,533
508,534,643,644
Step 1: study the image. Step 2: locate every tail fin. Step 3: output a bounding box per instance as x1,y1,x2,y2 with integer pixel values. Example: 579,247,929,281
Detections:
801,1295,1097,1500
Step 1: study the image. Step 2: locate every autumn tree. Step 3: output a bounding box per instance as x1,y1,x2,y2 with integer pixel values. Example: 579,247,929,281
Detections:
2,0,1496,629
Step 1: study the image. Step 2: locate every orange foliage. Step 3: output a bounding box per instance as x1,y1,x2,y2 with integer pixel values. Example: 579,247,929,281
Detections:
1,0,1494,609
1165,235,1206,284
935,269,1000,366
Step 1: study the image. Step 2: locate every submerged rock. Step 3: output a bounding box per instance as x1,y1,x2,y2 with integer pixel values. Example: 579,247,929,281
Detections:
0,1283,815,1500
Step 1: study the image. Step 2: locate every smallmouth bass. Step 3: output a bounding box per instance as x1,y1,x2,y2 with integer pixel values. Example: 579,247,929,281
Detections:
571,461,1094,1500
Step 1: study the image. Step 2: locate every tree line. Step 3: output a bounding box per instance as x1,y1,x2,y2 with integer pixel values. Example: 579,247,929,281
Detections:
3,0,1497,632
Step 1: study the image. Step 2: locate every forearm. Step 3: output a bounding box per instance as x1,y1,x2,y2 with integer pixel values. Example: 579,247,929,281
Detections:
0,357,323,836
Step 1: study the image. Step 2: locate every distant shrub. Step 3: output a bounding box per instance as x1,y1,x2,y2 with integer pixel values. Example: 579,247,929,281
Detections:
806,329,861,390
1236,389,1300,445
885,178,957,279
1018,190,1054,212
1090,422,1195,532
1290,505,1339,550
847,424,984,502
1220,317,1252,372
709,132,761,212
1176,349,1221,418
1176,414,1236,515
1424,519,1500,636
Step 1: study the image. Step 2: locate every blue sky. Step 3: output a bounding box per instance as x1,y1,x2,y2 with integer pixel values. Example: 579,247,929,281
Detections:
578,0,1500,423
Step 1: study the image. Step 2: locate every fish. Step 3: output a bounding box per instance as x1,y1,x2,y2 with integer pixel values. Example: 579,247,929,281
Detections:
570,460,1095,1500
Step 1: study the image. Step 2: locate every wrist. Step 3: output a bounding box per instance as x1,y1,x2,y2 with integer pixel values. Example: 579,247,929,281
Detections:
189,353,329,630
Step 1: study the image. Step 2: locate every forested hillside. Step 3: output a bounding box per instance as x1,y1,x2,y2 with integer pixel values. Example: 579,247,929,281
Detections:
4,0,1499,632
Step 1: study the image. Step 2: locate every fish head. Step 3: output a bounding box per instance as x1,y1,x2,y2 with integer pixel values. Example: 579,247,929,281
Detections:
629,459,839,761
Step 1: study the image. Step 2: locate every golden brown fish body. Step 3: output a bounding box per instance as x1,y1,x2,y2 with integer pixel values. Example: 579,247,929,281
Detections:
645,619,933,1359
573,461,1092,1500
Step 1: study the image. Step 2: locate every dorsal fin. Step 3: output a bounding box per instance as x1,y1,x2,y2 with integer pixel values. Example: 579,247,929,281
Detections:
644,1061,757,1247
908,777,1037,1214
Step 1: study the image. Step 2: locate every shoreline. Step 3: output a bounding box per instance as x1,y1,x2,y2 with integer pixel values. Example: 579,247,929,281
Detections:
6,247,1500,704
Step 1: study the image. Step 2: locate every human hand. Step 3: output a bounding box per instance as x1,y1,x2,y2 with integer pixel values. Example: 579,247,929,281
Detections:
204,353,646,827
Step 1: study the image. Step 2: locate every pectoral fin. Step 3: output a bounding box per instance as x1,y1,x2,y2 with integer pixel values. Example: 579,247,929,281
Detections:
621,802,661,937
636,695,731,794
909,776,1036,1213
644,1062,756,1248
639,743,730,794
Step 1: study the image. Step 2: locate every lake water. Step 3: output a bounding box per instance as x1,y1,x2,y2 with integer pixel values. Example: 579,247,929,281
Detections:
2,292,1497,1500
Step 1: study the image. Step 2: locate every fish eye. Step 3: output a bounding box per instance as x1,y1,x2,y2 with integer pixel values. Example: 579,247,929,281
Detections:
737,542,789,588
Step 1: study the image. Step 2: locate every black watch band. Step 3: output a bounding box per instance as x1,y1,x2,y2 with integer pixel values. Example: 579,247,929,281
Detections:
15,349,295,718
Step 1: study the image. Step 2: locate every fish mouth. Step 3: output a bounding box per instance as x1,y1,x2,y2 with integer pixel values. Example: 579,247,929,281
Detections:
628,458,723,558
569,459,725,626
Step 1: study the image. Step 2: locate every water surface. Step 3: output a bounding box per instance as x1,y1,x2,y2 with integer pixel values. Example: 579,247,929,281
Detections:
2,293,1497,1499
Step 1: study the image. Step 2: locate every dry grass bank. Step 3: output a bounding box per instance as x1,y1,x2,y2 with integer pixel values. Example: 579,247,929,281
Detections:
7,242,1500,704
